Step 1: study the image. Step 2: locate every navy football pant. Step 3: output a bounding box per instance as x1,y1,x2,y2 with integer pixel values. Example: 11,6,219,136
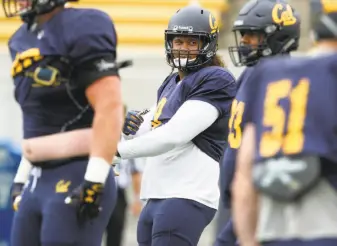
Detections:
214,219,237,246
137,198,216,246
10,160,117,246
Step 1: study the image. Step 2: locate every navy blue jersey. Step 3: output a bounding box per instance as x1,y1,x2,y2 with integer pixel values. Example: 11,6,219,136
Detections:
153,66,237,162
8,8,118,139
245,54,337,164
220,67,255,208
8,23,38,61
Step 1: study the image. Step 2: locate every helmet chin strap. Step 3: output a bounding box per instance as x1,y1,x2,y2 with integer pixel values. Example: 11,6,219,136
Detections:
22,12,39,32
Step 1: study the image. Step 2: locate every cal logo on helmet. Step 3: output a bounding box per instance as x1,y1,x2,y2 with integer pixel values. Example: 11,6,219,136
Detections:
272,3,297,26
209,13,219,34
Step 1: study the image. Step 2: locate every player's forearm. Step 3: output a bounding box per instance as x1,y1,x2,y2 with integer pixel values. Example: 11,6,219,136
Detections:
118,100,219,159
22,116,121,163
90,102,123,163
22,129,92,162
22,109,122,162
232,174,259,245
131,172,142,198
84,76,123,184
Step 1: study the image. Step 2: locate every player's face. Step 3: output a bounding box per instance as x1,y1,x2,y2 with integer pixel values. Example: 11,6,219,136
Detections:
18,0,31,9
240,31,264,48
172,36,202,60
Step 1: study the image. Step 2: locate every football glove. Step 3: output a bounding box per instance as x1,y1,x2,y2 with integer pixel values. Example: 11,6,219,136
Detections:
65,180,103,224
123,110,144,136
11,183,24,211
65,157,111,224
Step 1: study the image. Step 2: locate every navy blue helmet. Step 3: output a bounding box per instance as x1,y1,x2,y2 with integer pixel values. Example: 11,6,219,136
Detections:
165,5,219,72
228,0,301,67
3,0,77,27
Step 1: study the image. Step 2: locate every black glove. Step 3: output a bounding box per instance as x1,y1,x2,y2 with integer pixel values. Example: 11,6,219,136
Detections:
11,183,24,211
65,180,104,224
123,110,144,136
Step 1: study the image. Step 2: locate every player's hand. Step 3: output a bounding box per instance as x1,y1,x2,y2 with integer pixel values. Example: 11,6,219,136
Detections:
123,111,144,136
65,180,104,224
11,183,24,211
130,200,143,217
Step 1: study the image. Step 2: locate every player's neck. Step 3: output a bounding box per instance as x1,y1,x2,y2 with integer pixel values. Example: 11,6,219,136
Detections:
178,71,187,80
36,7,64,26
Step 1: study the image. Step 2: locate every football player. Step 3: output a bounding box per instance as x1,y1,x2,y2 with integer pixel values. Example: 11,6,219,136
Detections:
4,0,124,245
233,5,337,246
117,5,237,246
216,1,301,245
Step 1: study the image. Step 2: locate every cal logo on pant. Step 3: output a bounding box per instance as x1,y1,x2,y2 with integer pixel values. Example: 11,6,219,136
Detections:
55,180,71,193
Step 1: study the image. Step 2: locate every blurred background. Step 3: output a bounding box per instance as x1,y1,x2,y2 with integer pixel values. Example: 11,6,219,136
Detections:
0,0,321,245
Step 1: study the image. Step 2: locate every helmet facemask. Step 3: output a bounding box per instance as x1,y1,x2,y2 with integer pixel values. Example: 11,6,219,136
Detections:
3,0,74,29
229,24,298,67
165,30,218,72
3,0,33,18
228,27,276,67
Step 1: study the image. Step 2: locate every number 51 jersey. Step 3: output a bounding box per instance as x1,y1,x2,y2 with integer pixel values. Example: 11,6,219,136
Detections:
246,54,337,170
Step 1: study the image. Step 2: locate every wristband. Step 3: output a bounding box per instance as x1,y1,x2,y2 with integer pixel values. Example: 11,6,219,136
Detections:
84,157,111,184
14,157,32,184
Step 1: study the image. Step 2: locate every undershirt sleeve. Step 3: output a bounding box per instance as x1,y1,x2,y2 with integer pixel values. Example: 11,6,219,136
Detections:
117,99,219,159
